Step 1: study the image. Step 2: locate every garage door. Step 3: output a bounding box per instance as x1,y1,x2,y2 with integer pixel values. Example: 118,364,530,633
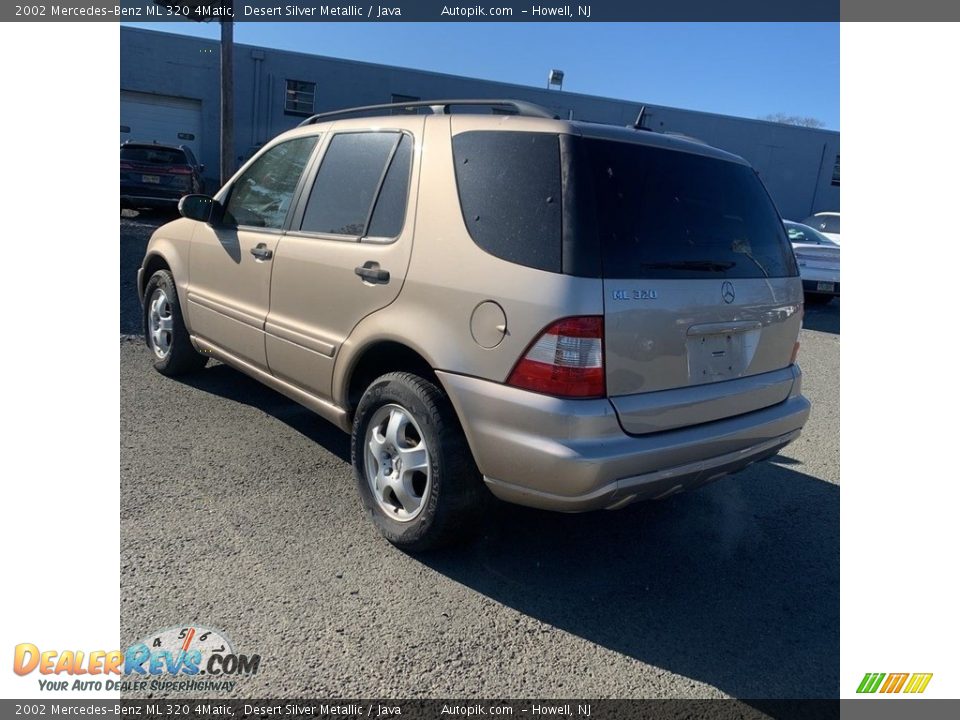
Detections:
120,91,202,159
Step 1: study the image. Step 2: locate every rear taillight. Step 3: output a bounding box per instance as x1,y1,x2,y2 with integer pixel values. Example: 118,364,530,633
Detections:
168,166,194,175
507,316,605,398
119,162,133,170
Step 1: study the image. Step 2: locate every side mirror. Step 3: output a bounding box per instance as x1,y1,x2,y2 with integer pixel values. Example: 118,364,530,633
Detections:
198,163,205,173
179,194,216,223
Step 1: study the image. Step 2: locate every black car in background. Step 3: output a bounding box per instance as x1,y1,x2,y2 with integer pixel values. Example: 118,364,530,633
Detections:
120,141,204,210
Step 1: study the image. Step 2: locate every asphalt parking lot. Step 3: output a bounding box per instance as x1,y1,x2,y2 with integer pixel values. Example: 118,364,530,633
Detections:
120,212,839,699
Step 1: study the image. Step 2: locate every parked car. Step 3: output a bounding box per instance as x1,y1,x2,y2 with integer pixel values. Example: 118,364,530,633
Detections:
138,99,810,551
784,221,840,305
120,141,204,210
800,211,840,243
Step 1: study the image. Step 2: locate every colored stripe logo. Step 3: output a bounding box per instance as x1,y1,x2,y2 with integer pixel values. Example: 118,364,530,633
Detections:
857,672,932,694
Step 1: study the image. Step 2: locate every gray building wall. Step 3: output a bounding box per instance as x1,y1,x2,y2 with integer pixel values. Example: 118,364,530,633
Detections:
120,26,840,220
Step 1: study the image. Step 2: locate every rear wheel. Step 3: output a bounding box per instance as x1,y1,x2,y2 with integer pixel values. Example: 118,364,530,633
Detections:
143,269,207,376
351,372,485,551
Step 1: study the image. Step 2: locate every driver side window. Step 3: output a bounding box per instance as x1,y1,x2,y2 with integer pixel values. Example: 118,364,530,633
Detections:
223,135,318,229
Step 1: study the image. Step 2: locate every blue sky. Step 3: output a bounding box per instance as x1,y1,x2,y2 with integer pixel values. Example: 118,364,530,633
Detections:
123,22,839,129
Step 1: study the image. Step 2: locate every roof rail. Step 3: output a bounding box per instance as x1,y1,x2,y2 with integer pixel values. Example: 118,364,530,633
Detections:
297,99,557,126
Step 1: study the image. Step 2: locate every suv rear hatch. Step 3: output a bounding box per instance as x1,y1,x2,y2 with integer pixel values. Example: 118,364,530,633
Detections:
575,134,802,435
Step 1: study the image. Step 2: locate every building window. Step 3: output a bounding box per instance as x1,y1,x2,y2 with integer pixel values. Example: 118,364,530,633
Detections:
390,94,420,114
285,80,315,115
831,154,840,186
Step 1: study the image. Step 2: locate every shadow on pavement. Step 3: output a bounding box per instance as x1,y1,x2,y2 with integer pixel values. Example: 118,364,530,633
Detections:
424,462,839,699
802,300,840,334
165,359,838,700
178,362,351,463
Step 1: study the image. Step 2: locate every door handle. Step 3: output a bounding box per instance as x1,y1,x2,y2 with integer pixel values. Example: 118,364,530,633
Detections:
355,261,390,284
250,243,273,261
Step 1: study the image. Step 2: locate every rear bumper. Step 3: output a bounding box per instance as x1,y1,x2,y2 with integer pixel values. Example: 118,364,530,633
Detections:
437,368,810,512
121,193,181,207
120,181,186,206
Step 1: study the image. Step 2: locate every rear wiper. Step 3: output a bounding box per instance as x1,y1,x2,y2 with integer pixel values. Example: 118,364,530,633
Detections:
639,260,737,272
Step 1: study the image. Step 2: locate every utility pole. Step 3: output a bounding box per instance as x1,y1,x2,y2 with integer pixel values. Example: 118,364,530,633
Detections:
150,1,235,187
220,6,234,186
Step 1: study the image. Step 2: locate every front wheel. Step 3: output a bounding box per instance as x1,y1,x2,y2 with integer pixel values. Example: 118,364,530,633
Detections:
351,372,485,551
142,269,207,376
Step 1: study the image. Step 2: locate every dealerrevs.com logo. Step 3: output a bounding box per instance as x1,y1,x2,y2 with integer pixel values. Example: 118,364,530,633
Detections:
857,672,933,694
13,625,261,693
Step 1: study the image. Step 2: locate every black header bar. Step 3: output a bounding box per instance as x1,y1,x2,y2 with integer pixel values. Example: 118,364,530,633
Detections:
7,0,960,21
9,0,847,22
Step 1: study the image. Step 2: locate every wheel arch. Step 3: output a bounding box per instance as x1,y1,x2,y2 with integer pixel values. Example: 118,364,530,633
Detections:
140,252,172,298
139,230,191,325
339,339,443,418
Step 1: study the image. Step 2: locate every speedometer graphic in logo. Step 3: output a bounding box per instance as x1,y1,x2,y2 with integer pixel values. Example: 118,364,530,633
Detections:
140,625,233,658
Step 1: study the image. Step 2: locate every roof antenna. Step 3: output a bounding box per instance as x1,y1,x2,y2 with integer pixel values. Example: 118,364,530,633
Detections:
632,106,647,130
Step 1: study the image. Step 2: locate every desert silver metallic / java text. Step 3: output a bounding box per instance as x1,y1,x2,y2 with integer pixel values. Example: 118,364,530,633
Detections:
365,404,432,521
147,287,173,359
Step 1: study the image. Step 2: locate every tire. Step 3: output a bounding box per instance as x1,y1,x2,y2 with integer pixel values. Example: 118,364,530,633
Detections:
804,293,835,306
143,269,207,376
351,372,485,552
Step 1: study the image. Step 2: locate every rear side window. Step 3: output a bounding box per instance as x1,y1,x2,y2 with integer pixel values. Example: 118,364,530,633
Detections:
583,139,797,279
120,146,187,165
301,132,412,238
452,131,562,273
366,135,412,238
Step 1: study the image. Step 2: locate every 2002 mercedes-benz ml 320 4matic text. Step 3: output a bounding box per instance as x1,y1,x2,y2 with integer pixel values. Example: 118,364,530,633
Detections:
138,99,810,551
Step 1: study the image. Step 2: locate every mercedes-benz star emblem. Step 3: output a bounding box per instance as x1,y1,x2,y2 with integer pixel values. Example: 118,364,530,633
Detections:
721,281,736,304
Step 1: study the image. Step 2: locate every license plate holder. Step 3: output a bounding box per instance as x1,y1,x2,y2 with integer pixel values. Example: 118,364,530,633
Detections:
687,332,746,383
142,174,160,184
816,281,835,292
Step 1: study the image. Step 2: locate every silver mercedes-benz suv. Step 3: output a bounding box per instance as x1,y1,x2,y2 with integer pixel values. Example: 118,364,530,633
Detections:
138,99,810,550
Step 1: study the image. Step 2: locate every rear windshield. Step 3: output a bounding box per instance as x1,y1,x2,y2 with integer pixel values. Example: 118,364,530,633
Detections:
121,146,188,165
582,139,797,279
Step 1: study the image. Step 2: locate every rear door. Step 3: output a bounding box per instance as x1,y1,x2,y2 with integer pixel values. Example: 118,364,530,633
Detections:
580,138,803,434
264,118,422,399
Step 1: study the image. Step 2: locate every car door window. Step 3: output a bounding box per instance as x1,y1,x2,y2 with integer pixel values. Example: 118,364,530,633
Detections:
223,136,318,229
300,132,412,239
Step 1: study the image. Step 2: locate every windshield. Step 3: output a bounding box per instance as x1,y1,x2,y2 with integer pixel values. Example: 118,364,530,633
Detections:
121,146,188,165
581,139,797,279
784,221,837,246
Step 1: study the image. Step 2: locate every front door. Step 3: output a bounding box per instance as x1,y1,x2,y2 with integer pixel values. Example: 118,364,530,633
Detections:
265,119,423,399
186,135,319,370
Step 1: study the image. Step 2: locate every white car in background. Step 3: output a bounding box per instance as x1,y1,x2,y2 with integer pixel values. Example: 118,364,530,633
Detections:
800,211,840,243
785,220,840,305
